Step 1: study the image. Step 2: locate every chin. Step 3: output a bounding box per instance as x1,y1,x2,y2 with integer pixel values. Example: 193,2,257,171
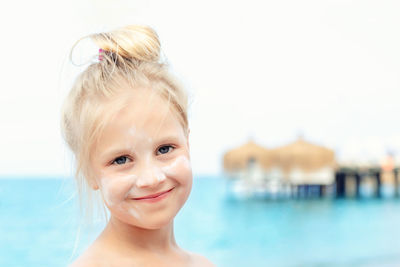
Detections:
136,215,175,230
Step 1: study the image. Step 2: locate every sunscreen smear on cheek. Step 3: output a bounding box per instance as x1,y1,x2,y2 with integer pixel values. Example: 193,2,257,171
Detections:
161,156,191,176
128,208,141,219
100,174,137,207
100,173,144,221
134,166,166,187
155,167,166,182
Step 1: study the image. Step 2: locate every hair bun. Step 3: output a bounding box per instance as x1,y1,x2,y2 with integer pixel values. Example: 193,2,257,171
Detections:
91,25,161,62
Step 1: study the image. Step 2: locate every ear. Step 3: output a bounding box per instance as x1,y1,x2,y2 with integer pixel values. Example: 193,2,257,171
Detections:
85,167,100,190
91,183,100,191
88,177,99,190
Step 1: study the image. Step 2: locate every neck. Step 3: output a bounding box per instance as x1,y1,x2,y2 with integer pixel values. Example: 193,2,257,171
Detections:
100,216,178,254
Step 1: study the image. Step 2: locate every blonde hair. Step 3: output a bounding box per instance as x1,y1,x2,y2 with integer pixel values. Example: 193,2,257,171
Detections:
61,25,188,221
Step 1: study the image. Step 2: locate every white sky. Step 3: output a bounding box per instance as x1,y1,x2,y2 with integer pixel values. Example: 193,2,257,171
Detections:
0,0,399,177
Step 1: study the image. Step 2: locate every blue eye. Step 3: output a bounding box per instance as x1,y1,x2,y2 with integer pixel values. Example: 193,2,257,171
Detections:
112,156,130,165
157,145,174,155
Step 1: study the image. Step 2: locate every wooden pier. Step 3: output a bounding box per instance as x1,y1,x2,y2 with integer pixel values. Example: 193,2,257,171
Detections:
335,167,400,198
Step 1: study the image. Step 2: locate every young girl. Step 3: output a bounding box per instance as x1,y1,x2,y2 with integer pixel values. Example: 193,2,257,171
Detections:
61,25,214,267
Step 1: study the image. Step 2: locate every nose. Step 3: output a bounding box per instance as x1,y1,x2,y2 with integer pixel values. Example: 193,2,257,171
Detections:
135,160,166,188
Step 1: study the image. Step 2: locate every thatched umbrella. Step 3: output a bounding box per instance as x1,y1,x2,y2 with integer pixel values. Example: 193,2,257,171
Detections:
273,138,336,173
223,141,273,172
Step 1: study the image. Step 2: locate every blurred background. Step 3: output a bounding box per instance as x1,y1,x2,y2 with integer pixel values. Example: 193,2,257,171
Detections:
1,0,400,266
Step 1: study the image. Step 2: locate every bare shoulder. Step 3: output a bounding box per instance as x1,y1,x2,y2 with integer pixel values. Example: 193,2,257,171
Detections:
68,253,103,267
68,257,97,267
68,245,107,267
189,252,216,267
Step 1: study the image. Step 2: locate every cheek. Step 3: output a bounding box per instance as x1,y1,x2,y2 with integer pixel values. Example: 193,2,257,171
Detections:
99,174,136,207
162,155,192,185
163,156,193,205
178,164,193,208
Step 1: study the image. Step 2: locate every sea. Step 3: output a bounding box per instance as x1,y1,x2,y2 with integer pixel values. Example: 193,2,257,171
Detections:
1,176,400,267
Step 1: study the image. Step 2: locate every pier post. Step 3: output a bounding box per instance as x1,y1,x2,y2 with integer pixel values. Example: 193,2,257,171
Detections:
297,185,303,198
335,171,345,198
355,172,361,198
394,169,399,198
291,185,296,199
376,171,381,198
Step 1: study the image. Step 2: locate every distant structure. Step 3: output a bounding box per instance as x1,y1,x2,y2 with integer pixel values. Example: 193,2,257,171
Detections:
223,139,399,199
224,138,336,198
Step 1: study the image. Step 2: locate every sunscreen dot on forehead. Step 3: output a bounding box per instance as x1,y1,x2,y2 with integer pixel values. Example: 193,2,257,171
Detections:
128,126,136,136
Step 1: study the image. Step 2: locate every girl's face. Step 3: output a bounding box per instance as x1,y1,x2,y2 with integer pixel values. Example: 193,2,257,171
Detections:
90,88,192,229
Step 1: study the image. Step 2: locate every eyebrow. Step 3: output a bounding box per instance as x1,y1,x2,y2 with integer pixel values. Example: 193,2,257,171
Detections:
156,135,181,144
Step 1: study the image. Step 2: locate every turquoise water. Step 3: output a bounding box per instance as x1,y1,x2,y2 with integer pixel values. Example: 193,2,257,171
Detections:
1,177,400,267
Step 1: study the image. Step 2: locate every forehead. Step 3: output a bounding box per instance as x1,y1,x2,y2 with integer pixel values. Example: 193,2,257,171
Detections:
100,88,183,140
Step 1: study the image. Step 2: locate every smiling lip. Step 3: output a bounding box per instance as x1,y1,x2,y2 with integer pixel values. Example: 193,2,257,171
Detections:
132,188,174,201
